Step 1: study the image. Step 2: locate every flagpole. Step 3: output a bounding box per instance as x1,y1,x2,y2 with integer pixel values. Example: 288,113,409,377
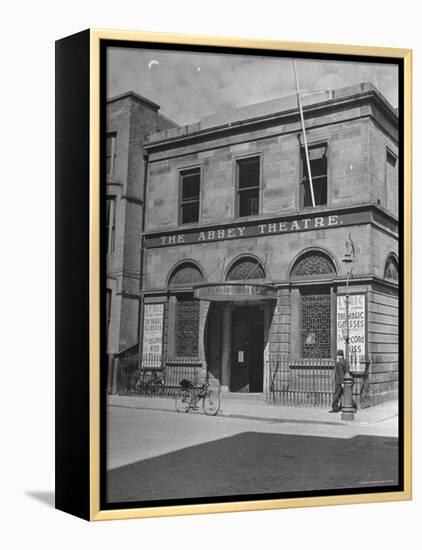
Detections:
292,59,316,208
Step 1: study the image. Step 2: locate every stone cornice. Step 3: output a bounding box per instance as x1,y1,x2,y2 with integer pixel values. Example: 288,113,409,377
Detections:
144,88,398,152
140,275,399,297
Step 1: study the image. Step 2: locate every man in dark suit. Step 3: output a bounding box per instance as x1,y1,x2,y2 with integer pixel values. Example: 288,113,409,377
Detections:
329,350,346,413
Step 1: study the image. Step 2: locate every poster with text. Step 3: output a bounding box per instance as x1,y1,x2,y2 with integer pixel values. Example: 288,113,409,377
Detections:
142,303,164,356
336,294,366,371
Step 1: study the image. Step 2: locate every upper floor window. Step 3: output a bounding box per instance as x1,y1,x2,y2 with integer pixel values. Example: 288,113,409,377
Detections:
301,144,327,208
106,197,116,254
106,133,117,181
179,168,200,225
236,156,260,217
385,148,398,212
386,149,398,171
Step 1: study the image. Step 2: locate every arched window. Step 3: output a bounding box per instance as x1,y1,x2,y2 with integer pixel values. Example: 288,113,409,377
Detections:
291,251,336,279
168,262,204,358
168,263,204,288
290,251,336,359
226,256,266,281
384,254,399,282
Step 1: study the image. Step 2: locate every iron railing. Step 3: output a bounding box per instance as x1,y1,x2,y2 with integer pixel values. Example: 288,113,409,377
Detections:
116,354,203,398
267,356,371,408
267,357,335,407
114,353,370,408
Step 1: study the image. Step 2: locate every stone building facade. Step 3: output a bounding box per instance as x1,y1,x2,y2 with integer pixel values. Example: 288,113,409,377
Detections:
139,82,399,405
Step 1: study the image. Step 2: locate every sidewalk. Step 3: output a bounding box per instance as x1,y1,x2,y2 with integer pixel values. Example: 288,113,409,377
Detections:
107,393,398,427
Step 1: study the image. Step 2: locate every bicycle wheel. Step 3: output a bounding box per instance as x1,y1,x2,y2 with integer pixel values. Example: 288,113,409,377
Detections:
202,387,220,416
175,389,191,413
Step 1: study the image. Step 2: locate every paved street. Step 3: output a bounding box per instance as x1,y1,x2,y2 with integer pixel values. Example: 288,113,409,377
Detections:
106,403,399,504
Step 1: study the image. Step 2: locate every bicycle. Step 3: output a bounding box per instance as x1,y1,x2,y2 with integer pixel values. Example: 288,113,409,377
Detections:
136,371,164,397
175,378,221,416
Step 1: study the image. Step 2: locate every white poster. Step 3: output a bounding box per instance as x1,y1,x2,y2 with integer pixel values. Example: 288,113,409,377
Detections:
336,294,366,371
142,303,164,356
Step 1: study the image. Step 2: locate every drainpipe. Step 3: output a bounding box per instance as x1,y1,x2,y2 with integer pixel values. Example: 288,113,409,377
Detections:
137,151,149,363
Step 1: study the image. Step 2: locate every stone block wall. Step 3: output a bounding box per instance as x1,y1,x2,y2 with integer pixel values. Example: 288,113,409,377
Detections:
367,290,399,403
268,290,291,357
370,225,399,279
145,88,398,234
369,119,399,218
143,223,372,292
146,117,373,231
107,97,131,188
117,295,140,351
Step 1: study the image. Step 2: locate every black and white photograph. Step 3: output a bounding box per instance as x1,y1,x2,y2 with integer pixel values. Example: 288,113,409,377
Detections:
103,42,403,508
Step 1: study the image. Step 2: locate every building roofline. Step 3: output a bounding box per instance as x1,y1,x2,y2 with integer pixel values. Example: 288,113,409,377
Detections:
145,83,398,149
106,90,160,111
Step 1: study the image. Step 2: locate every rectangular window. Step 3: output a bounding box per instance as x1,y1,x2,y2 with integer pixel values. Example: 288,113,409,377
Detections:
106,289,112,335
106,133,117,180
387,149,397,168
236,156,260,217
301,144,328,207
106,197,116,254
175,295,200,357
385,148,398,214
179,168,200,224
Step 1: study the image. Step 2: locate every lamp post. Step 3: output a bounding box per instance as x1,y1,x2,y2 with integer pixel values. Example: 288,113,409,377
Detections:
341,234,355,421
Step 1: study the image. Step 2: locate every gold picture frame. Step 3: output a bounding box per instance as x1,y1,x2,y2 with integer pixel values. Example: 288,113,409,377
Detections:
55,28,412,521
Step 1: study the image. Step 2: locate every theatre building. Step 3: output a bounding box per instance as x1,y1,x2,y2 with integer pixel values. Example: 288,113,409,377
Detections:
136,82,399,407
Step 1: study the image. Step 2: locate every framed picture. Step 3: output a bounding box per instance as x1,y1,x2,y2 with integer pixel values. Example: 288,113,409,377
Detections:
55,29,412,521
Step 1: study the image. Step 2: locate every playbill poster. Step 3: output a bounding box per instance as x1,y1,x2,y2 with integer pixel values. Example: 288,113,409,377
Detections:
141,304,164,356
337,294,366,370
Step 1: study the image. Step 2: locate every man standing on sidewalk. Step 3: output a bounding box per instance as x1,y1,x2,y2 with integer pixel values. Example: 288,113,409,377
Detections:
329,350,346,413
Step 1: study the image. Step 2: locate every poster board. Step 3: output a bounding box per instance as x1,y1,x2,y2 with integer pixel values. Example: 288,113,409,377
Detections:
336,293,366,372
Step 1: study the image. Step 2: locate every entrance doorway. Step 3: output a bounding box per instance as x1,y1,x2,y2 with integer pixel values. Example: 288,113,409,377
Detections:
230,307,264,392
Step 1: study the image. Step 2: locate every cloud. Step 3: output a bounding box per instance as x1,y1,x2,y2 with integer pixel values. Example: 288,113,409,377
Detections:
107,47,398,125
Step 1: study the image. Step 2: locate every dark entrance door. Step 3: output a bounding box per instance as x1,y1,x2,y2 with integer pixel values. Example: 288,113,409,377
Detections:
230,307,264,392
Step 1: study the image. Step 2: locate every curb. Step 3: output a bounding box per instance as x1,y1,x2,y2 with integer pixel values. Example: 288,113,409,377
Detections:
108,401,398,427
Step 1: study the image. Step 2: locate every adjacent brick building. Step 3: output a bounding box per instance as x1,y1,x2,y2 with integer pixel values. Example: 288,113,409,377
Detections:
138,82,399,406
105,92,176,356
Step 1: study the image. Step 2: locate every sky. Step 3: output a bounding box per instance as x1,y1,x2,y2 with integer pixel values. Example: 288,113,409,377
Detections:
107,47,399,125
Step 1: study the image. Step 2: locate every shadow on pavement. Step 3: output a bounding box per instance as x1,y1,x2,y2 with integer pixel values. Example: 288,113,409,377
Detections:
107,431,399,504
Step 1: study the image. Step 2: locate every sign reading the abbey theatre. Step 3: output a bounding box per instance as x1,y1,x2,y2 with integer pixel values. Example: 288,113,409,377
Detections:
144,209,372,249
